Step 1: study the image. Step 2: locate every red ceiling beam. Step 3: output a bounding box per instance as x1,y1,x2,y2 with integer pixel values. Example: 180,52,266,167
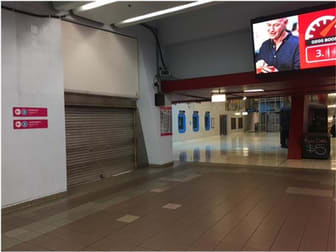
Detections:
162,67,336,93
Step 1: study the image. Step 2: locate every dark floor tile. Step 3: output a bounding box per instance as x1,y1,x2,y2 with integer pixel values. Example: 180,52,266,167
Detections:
136,245,159,251
327,203,335,251
45,226,104,246
82,232,139,251
2,165,334,252
2,215,34,232
139,231,190,251
215,192,283,251
27,232,88,251
270,196,314,251
5,240,49,251
242,194,297,250
299,197,332,251
61,211,127,236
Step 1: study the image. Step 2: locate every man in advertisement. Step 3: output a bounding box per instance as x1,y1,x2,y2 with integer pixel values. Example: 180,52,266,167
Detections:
256,18,300,73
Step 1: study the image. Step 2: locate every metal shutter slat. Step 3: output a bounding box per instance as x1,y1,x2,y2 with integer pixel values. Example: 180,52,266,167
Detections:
65,106,135,189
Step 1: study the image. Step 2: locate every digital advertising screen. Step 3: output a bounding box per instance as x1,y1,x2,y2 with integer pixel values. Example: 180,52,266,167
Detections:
252,5,336,75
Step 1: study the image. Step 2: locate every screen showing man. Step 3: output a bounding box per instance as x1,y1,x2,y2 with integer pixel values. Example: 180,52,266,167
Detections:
253,16,300,74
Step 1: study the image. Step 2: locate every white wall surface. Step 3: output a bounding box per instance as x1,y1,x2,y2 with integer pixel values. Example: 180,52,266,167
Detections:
2,10,67,207
165,30,253,79
172,102,244,142
121,25,173,165
61,17,172,165
62,21,138,98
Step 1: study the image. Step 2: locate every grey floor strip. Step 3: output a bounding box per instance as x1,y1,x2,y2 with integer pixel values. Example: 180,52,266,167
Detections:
286,186,333,198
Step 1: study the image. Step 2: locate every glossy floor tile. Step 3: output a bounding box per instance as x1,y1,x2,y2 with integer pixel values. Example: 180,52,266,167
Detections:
2,163,335,251
117,214,140,223
173,132,336,170
286,186,333,197
162,203,182,210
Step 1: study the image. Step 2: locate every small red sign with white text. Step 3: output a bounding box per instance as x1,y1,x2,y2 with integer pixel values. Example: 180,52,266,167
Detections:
160,106,172,136
13,107,48,117
13,120,48,130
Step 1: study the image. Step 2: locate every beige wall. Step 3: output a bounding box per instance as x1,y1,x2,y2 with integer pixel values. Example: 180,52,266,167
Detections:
62,22,138,98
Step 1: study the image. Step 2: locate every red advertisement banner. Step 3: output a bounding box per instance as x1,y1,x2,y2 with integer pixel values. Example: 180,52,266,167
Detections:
160,106,172,136
299,8,336,69
13,120,48,129
13,107,48,117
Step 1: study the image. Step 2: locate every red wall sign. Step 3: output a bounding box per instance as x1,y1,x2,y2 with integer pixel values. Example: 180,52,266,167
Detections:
13,120,48,130
160,106,172,136
13,107,48,117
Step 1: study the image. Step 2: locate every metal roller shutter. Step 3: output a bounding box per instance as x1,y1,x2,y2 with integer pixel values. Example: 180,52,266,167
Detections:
65,106,135,188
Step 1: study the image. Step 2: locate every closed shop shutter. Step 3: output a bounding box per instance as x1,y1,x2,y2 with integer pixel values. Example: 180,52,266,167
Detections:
65,106,135,188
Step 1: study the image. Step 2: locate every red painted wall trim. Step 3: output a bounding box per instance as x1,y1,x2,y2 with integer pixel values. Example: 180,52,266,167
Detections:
288,95,309,159
162,67,336,93
317,94,328,105
161,133,173,136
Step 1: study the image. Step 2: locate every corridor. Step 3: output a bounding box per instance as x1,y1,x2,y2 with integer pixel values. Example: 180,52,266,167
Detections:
2,163,335,251
173,132,336,170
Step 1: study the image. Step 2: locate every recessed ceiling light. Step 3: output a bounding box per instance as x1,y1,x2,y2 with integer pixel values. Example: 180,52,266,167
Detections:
243,96,247,100
211,94,226,103
242,112,248,115
77,0,118,11
244,89,264,93
115,0,213,27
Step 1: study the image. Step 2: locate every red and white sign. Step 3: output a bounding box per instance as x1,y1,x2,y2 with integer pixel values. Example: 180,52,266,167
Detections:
13,120,48,129
160,106,172,136
13,107,48,117
299,7,336,69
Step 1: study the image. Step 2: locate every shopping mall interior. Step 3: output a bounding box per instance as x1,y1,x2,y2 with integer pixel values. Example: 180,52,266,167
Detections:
172,95,336,170
1,1,335,251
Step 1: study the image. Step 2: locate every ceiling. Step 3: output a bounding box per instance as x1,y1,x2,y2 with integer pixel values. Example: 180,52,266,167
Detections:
2,1,59,16
3,2,328,28
3,1,329,47
156,1,329,46
72,1,192,25
2,2,329,41
1,1,209,26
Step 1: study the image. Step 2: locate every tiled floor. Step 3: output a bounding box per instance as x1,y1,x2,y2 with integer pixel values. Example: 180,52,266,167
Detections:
2,163,335,251
173,132,336,170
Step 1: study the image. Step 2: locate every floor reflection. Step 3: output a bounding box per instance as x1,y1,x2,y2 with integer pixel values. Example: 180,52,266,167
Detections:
179,151,187,162
173,132,336,171
205,145,211,162
193,148,200,162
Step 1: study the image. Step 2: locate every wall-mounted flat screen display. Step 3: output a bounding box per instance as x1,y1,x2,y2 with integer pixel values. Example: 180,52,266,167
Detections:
251,5,336,75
